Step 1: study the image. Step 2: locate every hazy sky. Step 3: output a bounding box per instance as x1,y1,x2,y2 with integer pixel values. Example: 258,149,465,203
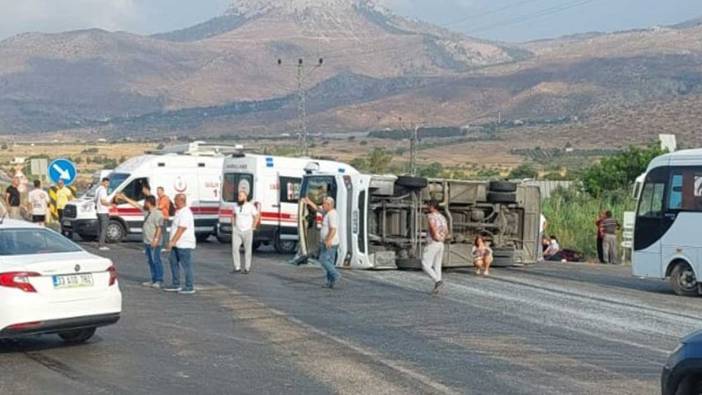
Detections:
0,0,700,42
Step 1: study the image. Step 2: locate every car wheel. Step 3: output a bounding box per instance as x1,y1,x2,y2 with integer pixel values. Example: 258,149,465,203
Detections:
274,235,297,254
670,262,699,297
487,192,517,204
252,240,262,251
58,327,96,344
396,175,428,190
196,233,211,243
106,221,125,243
489,181,517,193
216,234,231,244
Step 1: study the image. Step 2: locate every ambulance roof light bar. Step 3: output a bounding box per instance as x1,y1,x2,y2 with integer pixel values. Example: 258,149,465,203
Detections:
150,141,244,156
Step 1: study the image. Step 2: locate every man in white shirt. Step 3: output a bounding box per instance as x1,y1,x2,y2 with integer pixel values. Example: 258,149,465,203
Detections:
164,193,197,295
95,177,112,251
303,196,341,289
28,180,50,226
231,190,260,274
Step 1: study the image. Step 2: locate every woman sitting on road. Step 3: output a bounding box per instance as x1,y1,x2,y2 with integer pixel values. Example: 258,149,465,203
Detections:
543,235,562,261
472,235,493,276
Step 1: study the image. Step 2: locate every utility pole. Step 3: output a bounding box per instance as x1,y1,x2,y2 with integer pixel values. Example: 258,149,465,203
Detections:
277,57,323,156
409,124,419,176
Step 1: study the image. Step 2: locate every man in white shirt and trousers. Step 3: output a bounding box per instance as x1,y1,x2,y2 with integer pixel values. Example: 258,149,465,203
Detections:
232,190,260,274
95,177,112,251
164,193,197,295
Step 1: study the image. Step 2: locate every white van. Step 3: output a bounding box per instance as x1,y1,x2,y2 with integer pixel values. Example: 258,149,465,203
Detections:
217,154,356,253
298,172,541,270
62,142,237,243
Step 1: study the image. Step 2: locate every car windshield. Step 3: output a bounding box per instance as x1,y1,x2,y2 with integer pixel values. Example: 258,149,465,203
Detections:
108,173,130,194
0,228,83,256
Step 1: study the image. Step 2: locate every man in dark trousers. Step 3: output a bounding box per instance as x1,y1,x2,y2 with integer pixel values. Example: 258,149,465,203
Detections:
5,177,21,219
595,211,606,264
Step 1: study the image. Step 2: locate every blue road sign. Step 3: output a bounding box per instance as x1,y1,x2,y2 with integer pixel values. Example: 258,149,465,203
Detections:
48,159,78,186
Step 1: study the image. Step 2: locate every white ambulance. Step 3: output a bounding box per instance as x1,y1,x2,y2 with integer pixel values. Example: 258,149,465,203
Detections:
62,142,238,243
217,154,356,253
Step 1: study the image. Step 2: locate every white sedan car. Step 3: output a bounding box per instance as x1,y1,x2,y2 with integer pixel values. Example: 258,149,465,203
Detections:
0,219,121,343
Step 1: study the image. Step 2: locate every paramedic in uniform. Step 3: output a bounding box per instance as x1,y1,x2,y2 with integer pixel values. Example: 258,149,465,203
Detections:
423,199,449,295
231,190,260,274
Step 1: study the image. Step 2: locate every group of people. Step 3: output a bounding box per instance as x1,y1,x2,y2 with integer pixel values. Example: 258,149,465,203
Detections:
2,176,74,227
96,177,197,295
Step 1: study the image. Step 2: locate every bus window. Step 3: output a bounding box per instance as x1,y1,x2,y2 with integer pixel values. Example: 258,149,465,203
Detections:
637,182,665,218
668,174,683,210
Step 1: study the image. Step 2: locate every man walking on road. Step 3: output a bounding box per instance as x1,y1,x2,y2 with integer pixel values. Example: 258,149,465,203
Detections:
231,190,260,274
164,193,197,295
156,187,173,248
55,179,75,235
5,177,21,220
601,210,620,264
28,180,50,226
95,177,112,251
423,200,449,295
118,193,164,288
303,196,341,288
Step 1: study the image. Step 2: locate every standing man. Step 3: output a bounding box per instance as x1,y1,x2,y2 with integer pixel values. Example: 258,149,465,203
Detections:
231,190,260,274
595,211,606,264
156,187,172,248
302,196,341,288
95,177,111,251
5,177,21,219
118,193,164,288
56,179,75,236
601,210,620,264
423,200,449,295
28,180,50,226
164,193,196,295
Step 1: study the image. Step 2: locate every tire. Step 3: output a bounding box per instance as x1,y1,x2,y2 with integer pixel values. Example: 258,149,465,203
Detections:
396,175,428,190
196,233,211,243
252,240,262,251
58,327,96,344
216,234,231,244
274,234,297,254
487,192,517,204
105,221,126,243
670,262,699,297
489,181,517,193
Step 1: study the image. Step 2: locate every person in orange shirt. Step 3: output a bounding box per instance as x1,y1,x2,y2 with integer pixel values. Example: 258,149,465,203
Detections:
157,187,173,248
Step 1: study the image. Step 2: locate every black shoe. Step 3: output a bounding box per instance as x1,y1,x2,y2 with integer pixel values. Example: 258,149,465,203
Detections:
242,269,250,275
231,269,241,274
322,281,335,289
432,280,444,295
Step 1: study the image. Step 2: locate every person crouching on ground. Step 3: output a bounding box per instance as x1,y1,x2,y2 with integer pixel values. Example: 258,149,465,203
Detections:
423,199,449,295
231,190,260,274
302,196,341,288
164,193,197,295
472,235,493,276
118,193,164,289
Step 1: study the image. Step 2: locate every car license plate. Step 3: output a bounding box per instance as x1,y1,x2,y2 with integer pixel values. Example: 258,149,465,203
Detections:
53,274,94,289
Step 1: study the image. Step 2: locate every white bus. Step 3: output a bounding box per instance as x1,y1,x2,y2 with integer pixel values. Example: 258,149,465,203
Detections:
632,149,702,296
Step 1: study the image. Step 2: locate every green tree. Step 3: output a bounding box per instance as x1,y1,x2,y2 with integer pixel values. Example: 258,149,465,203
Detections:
366,148,393,174
509,163,538,179
418,162,443,178
581,144,665,197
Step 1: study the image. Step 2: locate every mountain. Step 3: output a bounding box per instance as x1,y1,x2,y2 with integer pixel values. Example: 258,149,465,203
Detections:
0,0,701,152
0,0,526,133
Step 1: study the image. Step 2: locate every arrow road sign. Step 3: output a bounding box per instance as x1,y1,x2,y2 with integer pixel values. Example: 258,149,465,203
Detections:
48,159,78,186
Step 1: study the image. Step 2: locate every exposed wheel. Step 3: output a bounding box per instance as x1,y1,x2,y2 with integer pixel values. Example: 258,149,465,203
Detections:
396,175,428,189
252,240,262,251
196,233,211,243
106,221,126,243
487,192,517,204
489,181,517,193
58,327,96,344
274,234,297,254
670,262,699,297
216,234,231,244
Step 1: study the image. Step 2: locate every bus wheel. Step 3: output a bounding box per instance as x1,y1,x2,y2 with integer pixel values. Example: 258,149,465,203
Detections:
670,262,699,297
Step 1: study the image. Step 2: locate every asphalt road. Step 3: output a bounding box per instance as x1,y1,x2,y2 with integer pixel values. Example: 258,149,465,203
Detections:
2,240,700,395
